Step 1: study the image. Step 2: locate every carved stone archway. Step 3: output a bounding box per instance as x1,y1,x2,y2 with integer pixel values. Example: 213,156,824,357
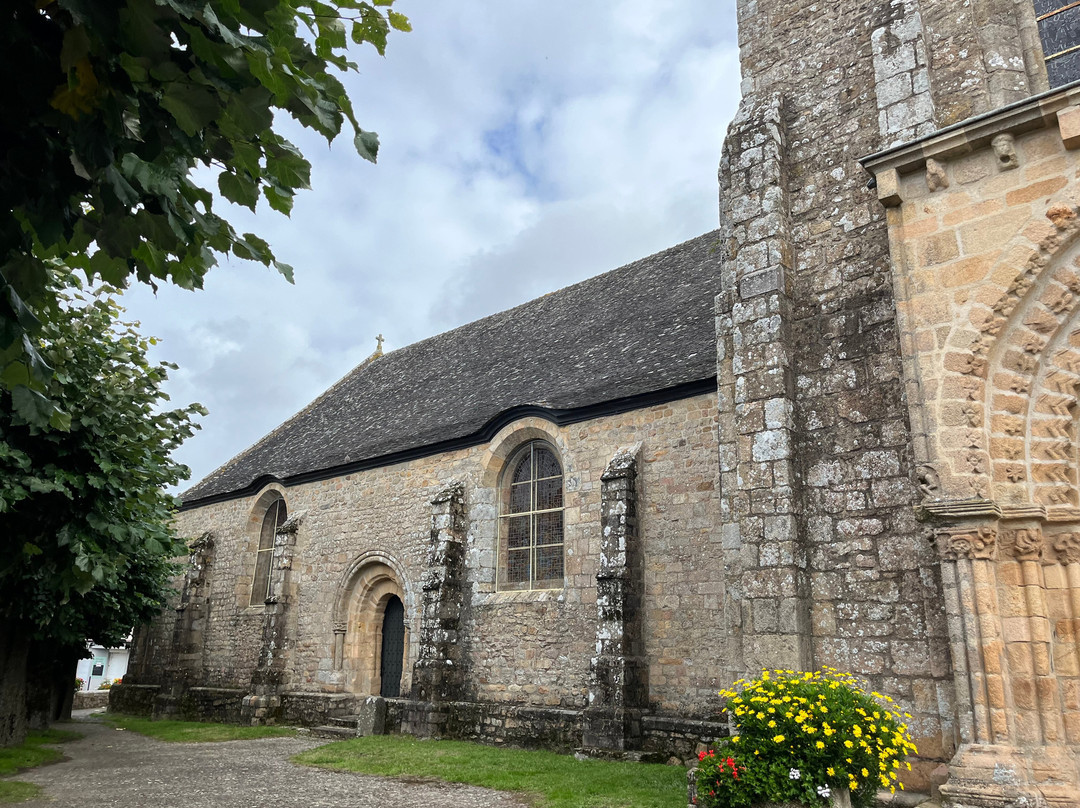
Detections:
330,552,410,697
862,98,1080,805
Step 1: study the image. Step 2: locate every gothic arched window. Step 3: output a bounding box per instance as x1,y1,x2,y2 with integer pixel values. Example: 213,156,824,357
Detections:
250,496,287,606
498,441,564,591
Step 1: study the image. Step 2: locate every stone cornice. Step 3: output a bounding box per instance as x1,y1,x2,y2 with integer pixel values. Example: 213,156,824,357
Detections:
860,80,1080,192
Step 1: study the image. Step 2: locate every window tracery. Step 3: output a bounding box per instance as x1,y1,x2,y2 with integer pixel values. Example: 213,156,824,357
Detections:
497,441,564,591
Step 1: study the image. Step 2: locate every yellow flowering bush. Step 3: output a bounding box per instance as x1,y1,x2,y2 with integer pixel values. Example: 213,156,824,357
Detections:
696,668,917,808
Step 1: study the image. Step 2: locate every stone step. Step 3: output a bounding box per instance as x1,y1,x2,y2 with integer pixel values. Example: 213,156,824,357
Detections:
328,715,360,728
311,725,357,740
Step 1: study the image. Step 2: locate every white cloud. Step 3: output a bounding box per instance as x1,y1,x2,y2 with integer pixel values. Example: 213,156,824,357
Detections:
122,0,743,490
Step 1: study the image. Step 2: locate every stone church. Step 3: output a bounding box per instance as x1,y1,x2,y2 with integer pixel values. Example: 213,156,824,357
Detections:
114,0,1080,804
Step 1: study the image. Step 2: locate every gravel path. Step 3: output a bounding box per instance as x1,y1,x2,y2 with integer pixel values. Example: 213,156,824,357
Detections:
16,713,531,808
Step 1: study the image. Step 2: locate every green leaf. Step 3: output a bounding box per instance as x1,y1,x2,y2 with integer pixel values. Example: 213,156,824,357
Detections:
120,154,181,202
161,82,221,136
218,171,259,210
388,11,411,32
264,184,294,215
1,360,31,388
11,384,55,427
354,129,379,162
273,259,295,283
118,53,150,83
265,141,311,189
22,543,43,557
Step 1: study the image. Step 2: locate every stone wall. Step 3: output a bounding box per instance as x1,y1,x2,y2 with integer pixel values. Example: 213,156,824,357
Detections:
130,393,723,722
73,691,109,710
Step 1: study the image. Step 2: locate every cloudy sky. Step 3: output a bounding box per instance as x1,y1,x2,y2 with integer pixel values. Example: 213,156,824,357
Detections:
123,0,743,491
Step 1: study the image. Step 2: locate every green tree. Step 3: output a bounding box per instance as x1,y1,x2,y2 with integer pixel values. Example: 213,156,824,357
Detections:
0,277,205,746
1,0,408,425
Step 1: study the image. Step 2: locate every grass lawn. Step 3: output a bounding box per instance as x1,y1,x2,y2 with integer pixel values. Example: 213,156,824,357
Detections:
294,735,686,808
0,728,82,804
104,713,297,743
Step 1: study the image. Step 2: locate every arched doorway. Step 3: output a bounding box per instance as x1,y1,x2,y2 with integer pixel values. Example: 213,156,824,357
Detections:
379,595,405,697
331,554,410,697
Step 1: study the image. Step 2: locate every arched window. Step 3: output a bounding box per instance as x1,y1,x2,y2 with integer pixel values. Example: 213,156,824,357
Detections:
250,496,287,606
498,441,564,591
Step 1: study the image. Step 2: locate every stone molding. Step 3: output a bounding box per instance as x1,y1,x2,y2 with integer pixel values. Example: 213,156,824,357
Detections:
861,83,1080,196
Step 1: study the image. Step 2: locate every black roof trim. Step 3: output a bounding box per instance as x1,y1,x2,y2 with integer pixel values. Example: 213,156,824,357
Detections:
178,376,716,511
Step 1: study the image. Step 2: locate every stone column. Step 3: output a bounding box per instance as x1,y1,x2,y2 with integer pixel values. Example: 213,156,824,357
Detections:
583,445,648,753
1054,533,1080,745
937,522,1080,806
243,511,304,724
716,92,810,678
332,622,346,672
411,481,468,705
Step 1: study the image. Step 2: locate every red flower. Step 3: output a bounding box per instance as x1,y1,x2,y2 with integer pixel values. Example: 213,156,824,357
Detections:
726,757,735,768
699,751,707,761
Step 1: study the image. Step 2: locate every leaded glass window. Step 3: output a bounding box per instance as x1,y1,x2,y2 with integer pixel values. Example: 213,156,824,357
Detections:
498,442,564,591
1036,1,1080,87
250,497,286,606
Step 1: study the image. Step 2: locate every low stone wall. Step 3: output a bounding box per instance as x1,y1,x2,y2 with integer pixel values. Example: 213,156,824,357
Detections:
108,682,728,759
178,687,245,723
108,683,160,715
642,714,729,762
390,699,584,752
73,690,110,710
386,697,728,759
280,692,358,726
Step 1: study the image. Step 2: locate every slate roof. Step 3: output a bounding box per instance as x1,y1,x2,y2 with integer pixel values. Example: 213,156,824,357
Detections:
182,230,723,505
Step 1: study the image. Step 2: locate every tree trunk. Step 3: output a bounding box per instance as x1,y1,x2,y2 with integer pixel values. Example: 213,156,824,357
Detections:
0,622,30,747
26,642,80,729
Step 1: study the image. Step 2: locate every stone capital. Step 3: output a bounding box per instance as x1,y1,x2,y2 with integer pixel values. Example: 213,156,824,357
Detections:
1008,527,1043,561
1054,532,1080,565
936,525,997,561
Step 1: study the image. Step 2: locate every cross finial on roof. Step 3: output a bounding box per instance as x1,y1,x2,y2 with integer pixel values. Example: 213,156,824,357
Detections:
376,333,385,352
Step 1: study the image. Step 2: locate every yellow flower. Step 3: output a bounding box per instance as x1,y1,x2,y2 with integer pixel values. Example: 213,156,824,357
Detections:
773,734,785,743
768,720,776,728
844,740,854,749
853,725,862,737
816,741,825,749
826,766,835,776
862,768,869,777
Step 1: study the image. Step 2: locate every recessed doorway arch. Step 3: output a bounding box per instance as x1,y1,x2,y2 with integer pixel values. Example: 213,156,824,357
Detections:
332,552,410,697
